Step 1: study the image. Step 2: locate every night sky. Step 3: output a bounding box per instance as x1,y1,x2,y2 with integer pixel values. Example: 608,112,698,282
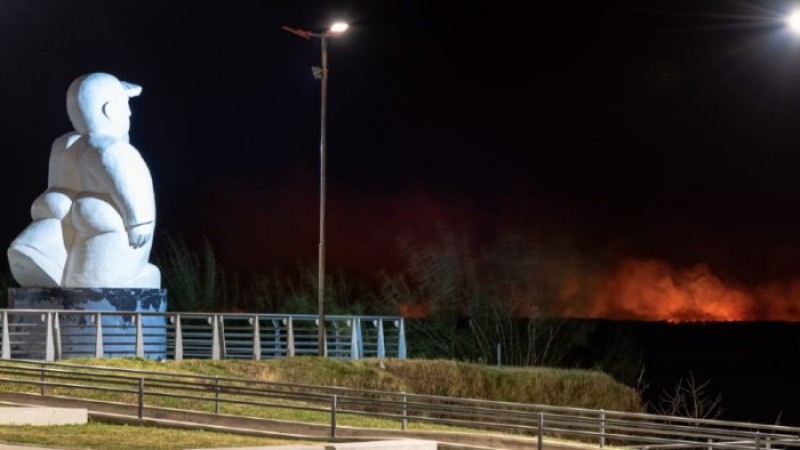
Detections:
2,0,800,320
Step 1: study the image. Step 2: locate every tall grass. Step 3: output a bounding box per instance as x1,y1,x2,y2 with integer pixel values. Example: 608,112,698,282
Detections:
380,228,606,368
155,236,230,311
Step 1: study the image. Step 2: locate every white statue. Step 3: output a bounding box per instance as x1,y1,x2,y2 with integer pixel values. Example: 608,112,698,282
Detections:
8,72,160,288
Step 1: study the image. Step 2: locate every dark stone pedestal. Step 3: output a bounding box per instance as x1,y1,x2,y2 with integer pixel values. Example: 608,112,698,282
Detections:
8,288,168,359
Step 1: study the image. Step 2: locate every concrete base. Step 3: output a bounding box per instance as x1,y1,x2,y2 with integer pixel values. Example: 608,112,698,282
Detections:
8,287,168,359
0,407,88,426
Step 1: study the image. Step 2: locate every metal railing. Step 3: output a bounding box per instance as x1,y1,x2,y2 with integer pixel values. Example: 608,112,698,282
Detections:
0,309,406,361
0,359,797,450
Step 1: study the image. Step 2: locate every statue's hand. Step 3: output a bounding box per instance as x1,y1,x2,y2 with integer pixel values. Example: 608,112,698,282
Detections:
126,222,154,249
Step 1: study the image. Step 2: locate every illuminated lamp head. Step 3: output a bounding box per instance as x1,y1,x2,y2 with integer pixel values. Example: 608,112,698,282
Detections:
787,10,800,34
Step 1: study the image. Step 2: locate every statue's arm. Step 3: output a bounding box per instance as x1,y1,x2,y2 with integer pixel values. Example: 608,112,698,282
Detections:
97,142,156,248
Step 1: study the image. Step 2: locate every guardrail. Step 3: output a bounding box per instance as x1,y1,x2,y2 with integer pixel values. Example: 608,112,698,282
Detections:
0,310,406,361
0,359,796,450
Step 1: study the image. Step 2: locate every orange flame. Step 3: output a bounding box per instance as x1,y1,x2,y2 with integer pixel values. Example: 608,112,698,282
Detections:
398,302,430,319
584,259,751,322
573,258,800,322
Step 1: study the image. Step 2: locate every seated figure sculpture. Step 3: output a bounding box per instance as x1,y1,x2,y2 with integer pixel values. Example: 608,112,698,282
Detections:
7,72,160,288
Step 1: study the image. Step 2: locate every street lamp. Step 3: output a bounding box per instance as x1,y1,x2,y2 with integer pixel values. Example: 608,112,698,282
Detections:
283,21,349,357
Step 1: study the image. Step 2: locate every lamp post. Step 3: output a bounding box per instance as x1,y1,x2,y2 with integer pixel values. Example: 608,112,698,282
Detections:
283,22,349,357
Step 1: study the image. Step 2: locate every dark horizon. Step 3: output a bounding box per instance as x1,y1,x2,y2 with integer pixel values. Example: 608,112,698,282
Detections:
3,1,800,322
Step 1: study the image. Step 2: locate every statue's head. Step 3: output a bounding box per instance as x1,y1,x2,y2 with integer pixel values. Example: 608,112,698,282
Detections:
66,72,142,137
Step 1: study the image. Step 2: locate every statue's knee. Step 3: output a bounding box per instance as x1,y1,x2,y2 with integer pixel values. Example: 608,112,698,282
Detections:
72,196,125,234
31,190,73,220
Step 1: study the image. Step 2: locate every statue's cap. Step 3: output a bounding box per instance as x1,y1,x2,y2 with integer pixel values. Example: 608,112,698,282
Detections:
66,72,142,134
121,81,142,97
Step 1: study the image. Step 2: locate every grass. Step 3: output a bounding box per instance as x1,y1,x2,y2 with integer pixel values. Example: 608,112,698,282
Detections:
0,420,308,450
0,357,644,445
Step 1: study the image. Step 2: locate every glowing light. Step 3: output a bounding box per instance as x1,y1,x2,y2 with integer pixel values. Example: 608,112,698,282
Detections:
787,11,800,33
330,22,349,34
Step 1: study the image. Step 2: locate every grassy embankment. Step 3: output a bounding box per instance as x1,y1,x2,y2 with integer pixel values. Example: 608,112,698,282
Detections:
23,357,643,410
0,357,643,448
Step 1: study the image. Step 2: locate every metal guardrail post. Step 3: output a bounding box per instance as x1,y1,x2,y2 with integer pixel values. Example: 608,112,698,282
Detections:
401,392,408,431
1,311,10,360
330,394,338,438
755,432,761,450
357,317,364,358
286,317,295,357
331,320,341,357
251,316,261,361
600,409,606,448
211,315,221,360
173,315,183,362
397,319,406,359
138,377,144,419
44,313,55,362
272,319,281,357
377,319,385,359
53,312,62,360
135,314,144,358
350,319,359,360
94,313,104,358
538,412,544,450
219,315,227,359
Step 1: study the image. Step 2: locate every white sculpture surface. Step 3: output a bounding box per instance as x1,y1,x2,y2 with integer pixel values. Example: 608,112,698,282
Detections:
8,72,160,288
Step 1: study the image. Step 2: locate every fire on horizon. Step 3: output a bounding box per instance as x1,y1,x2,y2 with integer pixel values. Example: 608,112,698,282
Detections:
569,258,800,323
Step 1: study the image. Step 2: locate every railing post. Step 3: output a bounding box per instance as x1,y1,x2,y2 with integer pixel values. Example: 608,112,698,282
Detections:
251,316,261,361
350,319,359,360
53,313,62,361
755,432,761,450
44,313,54,362
211,315,221,360
331,320,340,357
377,319,385,359
397,318,406,359
2,311,10,360
330,395,338,438
286,317,295,357
401,392,408,431
138,377,144,419
135,313,144,358
600,409,606,448
538,412,544,450
357,317,364,358
219,315,227,359
173,315,183,362
94,313,104,358
214,376,220,415
707,438,713,450
272,318,281,357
